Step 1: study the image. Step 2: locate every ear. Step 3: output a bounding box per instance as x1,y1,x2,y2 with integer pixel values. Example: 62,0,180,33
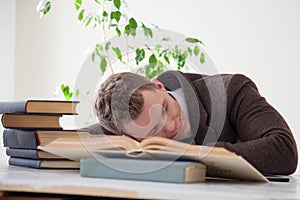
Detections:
152,79,167,92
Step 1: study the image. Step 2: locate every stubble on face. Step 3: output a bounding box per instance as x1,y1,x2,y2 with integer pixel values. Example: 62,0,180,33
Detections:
122,88,190,141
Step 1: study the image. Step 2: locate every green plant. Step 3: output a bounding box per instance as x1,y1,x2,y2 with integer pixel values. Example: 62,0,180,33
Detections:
37,0,206,100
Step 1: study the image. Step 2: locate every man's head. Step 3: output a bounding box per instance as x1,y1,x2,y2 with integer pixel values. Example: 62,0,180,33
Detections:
94,72,190,141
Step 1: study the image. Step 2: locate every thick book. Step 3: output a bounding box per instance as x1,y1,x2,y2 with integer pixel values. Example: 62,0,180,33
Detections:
3,129,91,149
0,100,79,115
1,114,62,129
8,157,79,169
6,148,63,159
80,158,206,183
40,135,268,181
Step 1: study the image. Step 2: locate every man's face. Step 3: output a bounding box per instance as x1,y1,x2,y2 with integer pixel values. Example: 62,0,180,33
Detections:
122,81,191,141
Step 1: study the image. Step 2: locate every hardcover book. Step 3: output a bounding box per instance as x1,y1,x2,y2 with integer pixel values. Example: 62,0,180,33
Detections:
3,129,91,149
0,100,79,115
80,158,206,183
8,157,79,169
6,148,63,160
40,135,268,182
1,114,62,129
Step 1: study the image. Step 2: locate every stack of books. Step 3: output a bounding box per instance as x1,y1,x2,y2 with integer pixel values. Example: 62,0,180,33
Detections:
0,100,88,169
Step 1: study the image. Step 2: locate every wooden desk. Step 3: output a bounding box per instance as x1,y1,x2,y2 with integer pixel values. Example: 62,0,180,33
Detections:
0,165,299,200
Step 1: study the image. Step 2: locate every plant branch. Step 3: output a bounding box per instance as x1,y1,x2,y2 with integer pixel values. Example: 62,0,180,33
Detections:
101,2,115,74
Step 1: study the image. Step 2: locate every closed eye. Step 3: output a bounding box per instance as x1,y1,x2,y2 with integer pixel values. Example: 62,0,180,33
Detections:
147,100,167,137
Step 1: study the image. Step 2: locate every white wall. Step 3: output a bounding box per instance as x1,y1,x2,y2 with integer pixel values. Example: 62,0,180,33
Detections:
0,0,15,165
1,0,300,172
0,0,15,100
14,0,100,100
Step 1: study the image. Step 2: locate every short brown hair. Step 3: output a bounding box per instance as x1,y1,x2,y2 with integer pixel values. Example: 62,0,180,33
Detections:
94,72,157,134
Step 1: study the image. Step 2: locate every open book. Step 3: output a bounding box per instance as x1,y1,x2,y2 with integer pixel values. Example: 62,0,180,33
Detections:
40,135,268,182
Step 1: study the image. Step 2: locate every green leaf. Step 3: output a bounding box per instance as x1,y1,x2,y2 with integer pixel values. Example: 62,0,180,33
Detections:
124,24,130,35
177,55,186,69
150,65,165,79
94,0,101,5
78,9,85,21
193,46,200,56
149,54,157,65
74,0,82,10
112,47,122,62
186,37,204,45
159,49,168,57
124,23,136,36
185,37,204,45
91,52,95,62
75,89,80,97
187,47,193,56
110,11,121,22
200,53,205,64
105,42,111,51
155,44,162,52
61,84,73,101
183,50,189,58
135,48,145,65
185,37,199,43
113,0,121,10
103,11,108,17
157,60,163,66
100,57,107,73
95,16,101,24
115,27,121,36
129,18,137,29
85,16,93,27
164,55,170,64
38,1,51,16
145,44,151,51
142,24,153,38
95,44,103,56
162,37,170,42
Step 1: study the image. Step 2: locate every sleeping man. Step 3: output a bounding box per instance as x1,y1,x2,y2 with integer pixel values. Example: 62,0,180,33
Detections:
87,70,297,175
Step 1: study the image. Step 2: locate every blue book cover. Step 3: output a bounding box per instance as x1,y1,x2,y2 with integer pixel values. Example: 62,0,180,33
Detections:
3,129,38,149
6,148,63,160
0,101,26,114
0,100,79,115
80,158,206,183
9,157,79,169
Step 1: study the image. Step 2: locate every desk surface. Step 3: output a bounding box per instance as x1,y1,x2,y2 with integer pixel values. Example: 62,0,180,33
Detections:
0,165,299,200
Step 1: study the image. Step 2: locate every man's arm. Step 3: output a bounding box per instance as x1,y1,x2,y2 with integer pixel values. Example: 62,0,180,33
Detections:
215,74,298,175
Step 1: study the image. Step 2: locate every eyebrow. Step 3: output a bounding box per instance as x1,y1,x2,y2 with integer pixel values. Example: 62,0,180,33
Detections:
145,99,167,137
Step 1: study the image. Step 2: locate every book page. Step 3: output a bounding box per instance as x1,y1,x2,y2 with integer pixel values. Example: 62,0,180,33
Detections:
40,135,268,181
40,135,141,153
141,137,235,157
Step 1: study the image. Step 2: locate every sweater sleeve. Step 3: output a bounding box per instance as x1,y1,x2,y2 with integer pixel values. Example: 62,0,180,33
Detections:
215,74,298,175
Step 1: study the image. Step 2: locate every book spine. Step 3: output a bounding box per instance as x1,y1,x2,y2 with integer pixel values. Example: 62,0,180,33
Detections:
3,129,38,149
6,148,40,159
80,158,204,183
9,157,41,169
0,101,26,114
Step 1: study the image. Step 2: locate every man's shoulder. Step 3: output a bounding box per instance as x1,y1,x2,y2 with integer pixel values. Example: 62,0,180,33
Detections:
182,72,253,87
158,70,256,91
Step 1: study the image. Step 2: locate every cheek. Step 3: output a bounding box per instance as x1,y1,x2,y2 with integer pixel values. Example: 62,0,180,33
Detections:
169,100,181,117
